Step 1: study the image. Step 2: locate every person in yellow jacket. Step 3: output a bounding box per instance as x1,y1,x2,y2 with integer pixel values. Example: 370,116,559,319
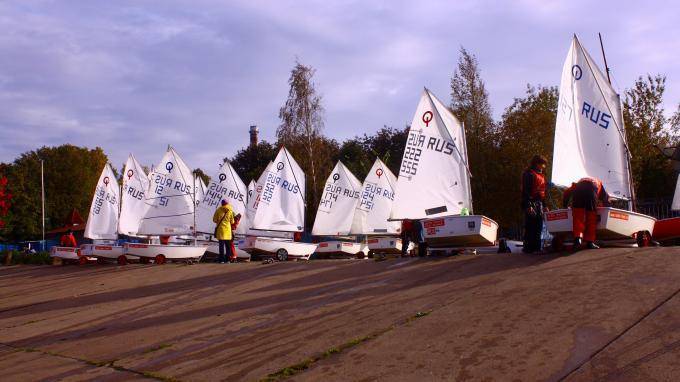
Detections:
213,200,235,263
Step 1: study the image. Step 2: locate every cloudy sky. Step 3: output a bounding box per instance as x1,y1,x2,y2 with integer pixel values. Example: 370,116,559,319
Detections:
1,0,678,173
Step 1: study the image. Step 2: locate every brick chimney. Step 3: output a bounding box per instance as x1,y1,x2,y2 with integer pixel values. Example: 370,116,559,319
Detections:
249,125,258,147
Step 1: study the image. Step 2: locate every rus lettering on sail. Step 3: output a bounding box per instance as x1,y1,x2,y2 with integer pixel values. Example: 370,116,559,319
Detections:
581,101,611,129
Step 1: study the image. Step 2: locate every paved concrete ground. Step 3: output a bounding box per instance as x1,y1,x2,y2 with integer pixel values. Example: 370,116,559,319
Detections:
0,247,679,381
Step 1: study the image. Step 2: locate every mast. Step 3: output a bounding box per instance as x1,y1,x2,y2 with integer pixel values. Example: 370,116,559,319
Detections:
193,173,197,245
41,159,45,251
599,33,635,210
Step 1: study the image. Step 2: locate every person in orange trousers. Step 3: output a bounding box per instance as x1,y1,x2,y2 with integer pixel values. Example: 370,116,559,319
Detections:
229,214,242,262
562,177,610,250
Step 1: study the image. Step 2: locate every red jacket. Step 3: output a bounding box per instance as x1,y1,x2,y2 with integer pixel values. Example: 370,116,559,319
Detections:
562,177,610,207
521,168,546,209
60,233,77,247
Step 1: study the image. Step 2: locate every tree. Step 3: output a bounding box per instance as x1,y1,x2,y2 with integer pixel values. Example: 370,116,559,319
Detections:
496,86,559,231
277,60,325,211
449,47,498,217
0,172,11,232
623,74,677,199
3,145,109,240
192,168,210,185
228,141,278,185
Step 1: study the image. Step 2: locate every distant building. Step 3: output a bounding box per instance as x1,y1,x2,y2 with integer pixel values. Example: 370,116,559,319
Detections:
249,125,259,147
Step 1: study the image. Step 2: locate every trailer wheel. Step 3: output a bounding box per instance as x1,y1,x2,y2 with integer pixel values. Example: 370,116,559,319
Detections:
367,250,374,259
78,256,88,266
276,249,288,262
97,257,107,265
636,231,652,247
139,257,150,264
155,254,166,265
356,252,366,259
117,255,127,266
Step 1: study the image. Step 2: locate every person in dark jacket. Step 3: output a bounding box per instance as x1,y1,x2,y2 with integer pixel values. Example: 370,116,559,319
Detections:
521,155,548,254
563,177,610,250
401,219,413,257
412,219,427,257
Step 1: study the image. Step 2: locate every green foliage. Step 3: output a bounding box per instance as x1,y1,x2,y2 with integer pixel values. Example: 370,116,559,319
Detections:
3,145,109,241
1,250,52,265
228,141,278,185
192,168,210,185
623,74,678,199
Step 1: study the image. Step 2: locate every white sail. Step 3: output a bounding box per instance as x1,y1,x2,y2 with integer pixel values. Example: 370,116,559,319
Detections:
312,161,362,236
391,88,472,220
194,176,207,206
196,161,249,235
138,147,196,235
672,174,680,211
246,180,256,207
246,161,273,225
552,35,632,199
251,149,305,232
118,154,150,236
84,163,120,240
350,158,400,235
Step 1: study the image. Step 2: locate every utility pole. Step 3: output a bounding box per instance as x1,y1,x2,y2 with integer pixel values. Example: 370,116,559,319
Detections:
41,159,45,251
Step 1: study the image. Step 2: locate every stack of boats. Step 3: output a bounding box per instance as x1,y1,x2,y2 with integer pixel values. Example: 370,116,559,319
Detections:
52,35,670,265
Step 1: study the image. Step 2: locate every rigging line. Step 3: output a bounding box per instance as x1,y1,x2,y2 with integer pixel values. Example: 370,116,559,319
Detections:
168,147,196,205
225,161,248,210
282,148,306,204
340,162,361,193
424,89,473,178
140,212,193,219
575,38,631,160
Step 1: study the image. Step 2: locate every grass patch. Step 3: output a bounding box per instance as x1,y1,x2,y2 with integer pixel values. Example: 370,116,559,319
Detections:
143,343,173,354
1,250,52,265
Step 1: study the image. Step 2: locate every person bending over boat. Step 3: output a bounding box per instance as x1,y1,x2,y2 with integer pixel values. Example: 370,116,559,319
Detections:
60,229,78,247
562,177,610,250
213,200,235,264
520,155,548,254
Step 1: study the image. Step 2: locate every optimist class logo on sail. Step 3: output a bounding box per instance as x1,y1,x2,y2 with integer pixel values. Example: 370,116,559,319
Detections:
400,110,458,178
151,161,193,207
261,162,300,203
123,169,145,201
93,176,117,215
357,169,394,212
319,173,359,212
202,173,245,208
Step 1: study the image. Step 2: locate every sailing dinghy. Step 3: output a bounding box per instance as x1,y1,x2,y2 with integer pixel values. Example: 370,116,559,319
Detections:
651,175,680,242
242,147,317,260
349,158,406,256
125,147,207,263
52,164,121,264
391,88,499,249
545,36,655,245
312,161,366,258
196,160,251,260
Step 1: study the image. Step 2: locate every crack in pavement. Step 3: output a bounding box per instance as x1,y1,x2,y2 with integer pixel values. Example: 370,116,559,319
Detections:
0,341,179,381
558,284,680,381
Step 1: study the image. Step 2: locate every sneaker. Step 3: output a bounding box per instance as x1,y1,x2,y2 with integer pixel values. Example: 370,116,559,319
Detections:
573,237,582,250
586,242,600,250
220,261,226,264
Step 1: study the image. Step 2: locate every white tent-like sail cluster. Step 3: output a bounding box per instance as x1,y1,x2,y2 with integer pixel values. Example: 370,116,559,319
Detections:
196,160,249,235
350,158,400,235
119,154,150,237
391,88,472,220
138,147,197,236
312,161,361,236
84,164,120,240
251,148,306,232
552,35,632,200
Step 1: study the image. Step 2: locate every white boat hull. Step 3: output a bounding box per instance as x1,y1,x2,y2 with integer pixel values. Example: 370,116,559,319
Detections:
315,241,367,258
79,244,138,260
423,215,499,248
545,207,656,240
124,243,207,260
367,237,413,255
241,237,317,260
50,246,82,260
